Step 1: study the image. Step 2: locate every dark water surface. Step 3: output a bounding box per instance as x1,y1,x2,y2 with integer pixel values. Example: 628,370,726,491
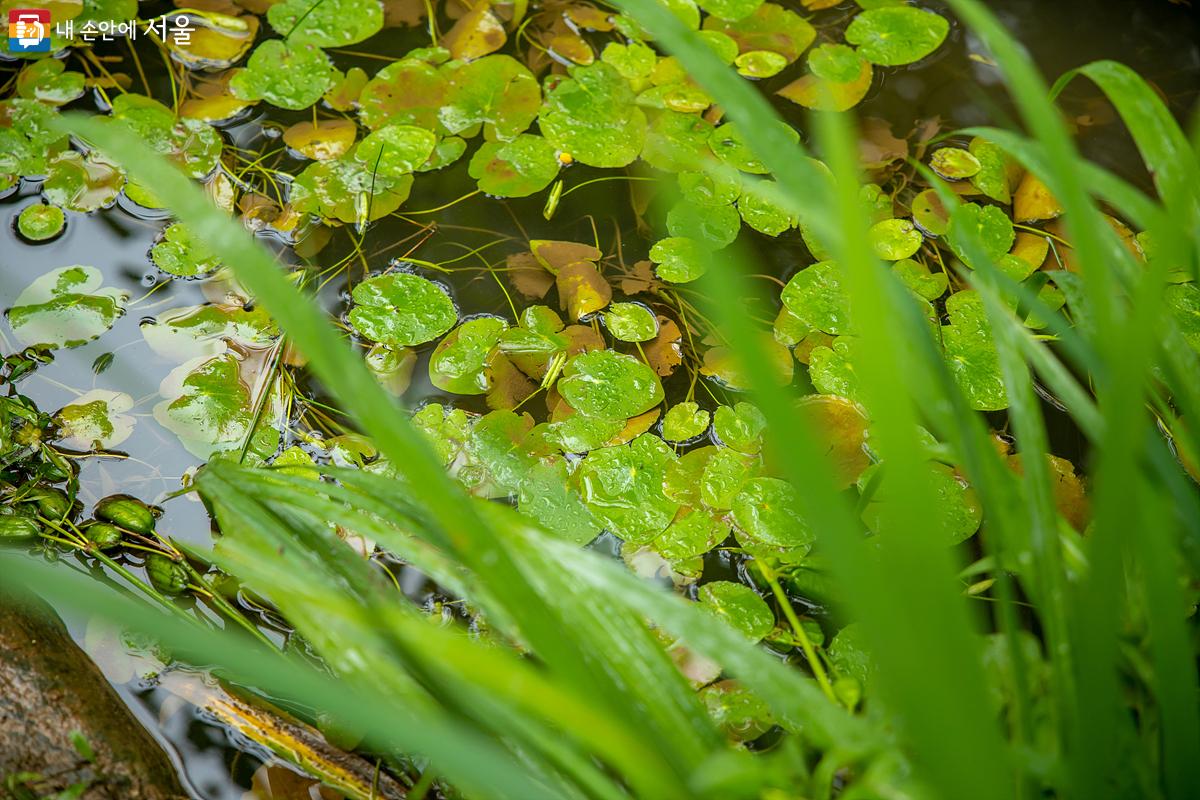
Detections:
2,0,1198,795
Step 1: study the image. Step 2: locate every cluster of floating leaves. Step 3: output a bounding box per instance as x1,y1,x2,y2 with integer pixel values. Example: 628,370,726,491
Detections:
3,0,1174,748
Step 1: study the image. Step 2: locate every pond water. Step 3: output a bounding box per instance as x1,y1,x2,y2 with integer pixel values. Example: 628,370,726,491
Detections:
2,0,1198,796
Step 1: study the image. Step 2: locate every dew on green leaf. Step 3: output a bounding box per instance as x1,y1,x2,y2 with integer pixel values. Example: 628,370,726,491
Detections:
845,6,950,66
231,40,335,111
468,134,560,198
603,302,659,343
929,147,981,180
699,581,774,641
781,261,851,335
557,349,664,421
428,316,508,395
662,402,711,442
151,223,220,278
869,218,923,261
651,236,707,284
348,272,457,348
577,434,679,544
731,476,813,552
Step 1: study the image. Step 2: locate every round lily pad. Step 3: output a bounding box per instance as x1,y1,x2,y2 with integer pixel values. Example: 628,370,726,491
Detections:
712,402,766,454
734,50,787,78
781,261,851,335
942,291,1007,411
777,56,873,112
540,63,646,168
428,316,507,394
968,137,1017,204
700,447,755,509
267,0,383,46
698,0,764,22
110,94,222,180
667,199,740,250
893,258,948,301
154,353,253,458
603,302,659,342
662,402,711,442
557,349,664,421
808,43,863,83
349,272,457,347
355,124,438,178
930,147,981,180
54,389,135,450
358,58,447,131
290,157,414,224
151,223,220,278
946,203,1015,268
845,6,949,66
653,509,727,561
440,55,541,141
601,41,658,81
739,182,796,236
651,236,708,284
700,680,774,742
468,134,559,198
283,119,359,161
230,40,334,111
702,3,816,63
42,151,124,213
709,121,797,174
641,111,715,173
869,218,923,261
679,170,741,207
911,189,949,237
17,203,65,242
731,476,813,552
6,266,128,349
17,59,85,106
698,581,774,641
577,434,680,544
142,304,279,362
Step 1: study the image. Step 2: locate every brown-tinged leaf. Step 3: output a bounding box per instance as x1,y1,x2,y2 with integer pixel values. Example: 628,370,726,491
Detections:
561,323,605,356
443,0,507,61
1010,231,1049,270
557,260,612,320
325,67,369,111
532,239,602,272
620,259,658,295
565,4,614,30
1008,453,1089,531
701,336,793,389
793,329,835,364
1013,171,1064,223
794,394,869,488
383,0,428,27
608,408,661,446
507,251,555,298
283,119,358,161
644,316,683,377
486,350,537,410
858,117,907,169
549,31,595,65
777,60,872,112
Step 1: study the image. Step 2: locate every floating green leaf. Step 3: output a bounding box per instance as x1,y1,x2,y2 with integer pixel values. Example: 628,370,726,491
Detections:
641,111,714,173
869,218,923,261
893,258,948,301
603,302,659,342
17,59,85,106
358,57,447,130
354,125,438,178
151,223,220,278
700,447,755,510
738,182,796,235
651,236,707,284
349,272,457,348
667,199,740,249
781,261,851,335
110,95,222,179
968,137,1016,204
441,55,541,141
577,434,679,544
653,509,727,561
942,291,1007,411
291,157,414,224
6,266,127,349
929,147,981,180
42,151,124,212
267,0,383,46
845,6,949,66
540,63,646,168
698,581,774,641
713,402,766,454
142,304,280,361
429,316,508,394
17,203,64,241
858,462,982,544
702,3,816,63
54,390,135,450
946,203,1015,268
469,134,560,198
808,337,863,403
731,477,813,552
154,353,253,458
662,402,710,442
557,350,664,420
231,40,334,111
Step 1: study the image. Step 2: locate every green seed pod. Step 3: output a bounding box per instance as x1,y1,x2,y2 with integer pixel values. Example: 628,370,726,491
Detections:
83,522,123,550
145,553,189,595
95,495,155,534
35,488,72,520
0,516,42,542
